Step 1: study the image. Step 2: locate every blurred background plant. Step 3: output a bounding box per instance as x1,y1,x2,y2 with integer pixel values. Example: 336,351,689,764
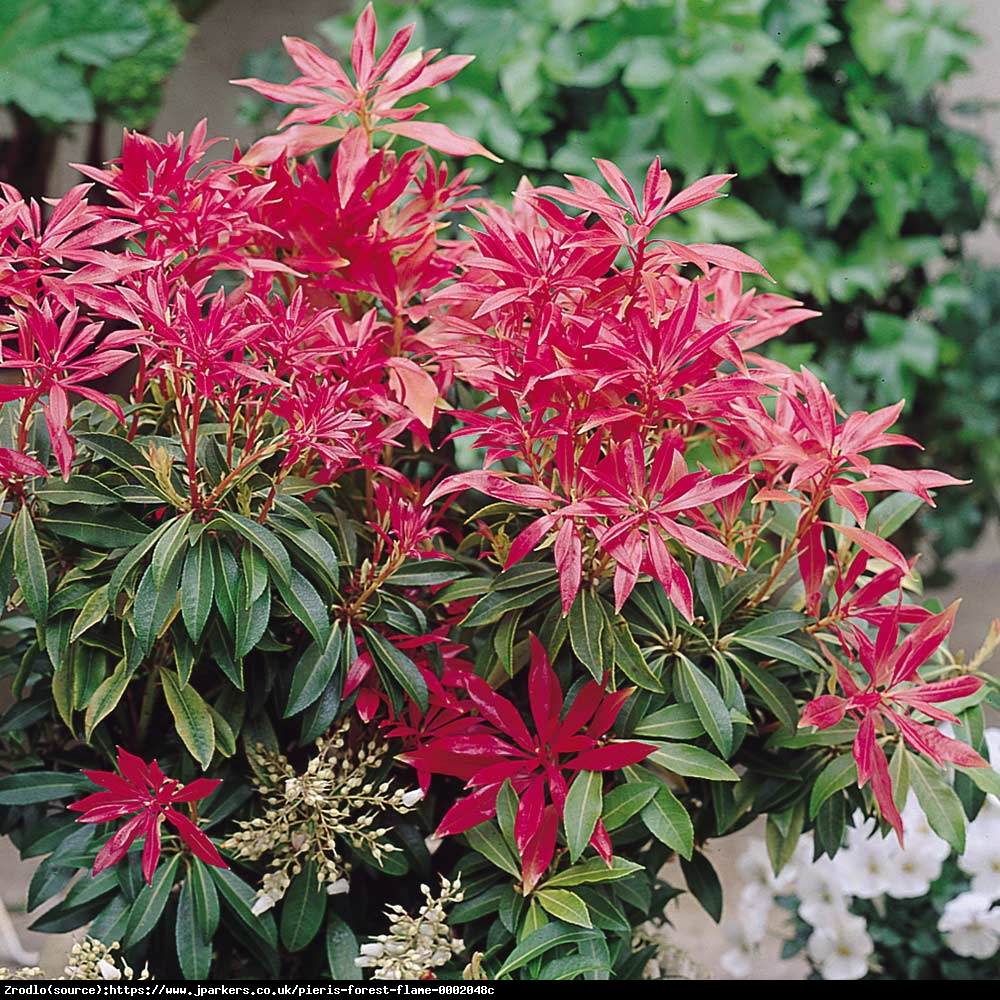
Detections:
242,0,1000,579
0,0,217,203
720,741,1000,981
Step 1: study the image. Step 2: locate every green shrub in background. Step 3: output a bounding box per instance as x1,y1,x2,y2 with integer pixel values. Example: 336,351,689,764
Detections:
0,0,194,200
304,0,997,574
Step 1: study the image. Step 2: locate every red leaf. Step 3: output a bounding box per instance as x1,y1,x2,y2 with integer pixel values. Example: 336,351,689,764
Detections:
520,806,558,892
567,741,655,771
799,694,847,730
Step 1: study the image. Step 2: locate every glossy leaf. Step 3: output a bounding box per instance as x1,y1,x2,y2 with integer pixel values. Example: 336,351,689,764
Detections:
124,854,180,946
161,668,215,769
542,856,642,888
641,786,693,859
494,921,601,978
910,754,966,854
568,589,606,681
676,653,732,757
176,872,212,980
360,626,428,713
285,623,342,718
326,914,362,980
280,863,326,952
564,770,603,862
808,753,858,819
535,889,592,928
679,851,722,923
647,743,739,781
181,537,214,643
12,508,48,623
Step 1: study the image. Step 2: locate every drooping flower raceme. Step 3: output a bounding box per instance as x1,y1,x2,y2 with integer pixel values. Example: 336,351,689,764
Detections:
69,747,227,884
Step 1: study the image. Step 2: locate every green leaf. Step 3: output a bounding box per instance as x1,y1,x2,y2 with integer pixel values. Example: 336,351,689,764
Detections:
234,582,270,658
285,623,342,718
124,854,180,946
360,626,428,713
494,921,600,979
280,863,326,952
766,800,806,875
613,620,664,692
0,771,91,804
634,703,704,740
568,590,605,681
732,611,810,638
151,513,192,588
389,559,467,586
954,763,1000,799
70,584,110,642
272,519,339,590
728,634,820,671
768,721,857,749
809,753,858,819
868,492,925,540
176,871,212,980
181,537,214,643
693,559,723,635
34,475,123,506
676,653,732,757
910,755,966,854
161,668,215,769
542,856,642,888
647,743,739,781
275,567,331,648
464,820,521,878
462,578,559,627
45,504,151,549
729,655,799,732
133,557,182,655
326,914,362,980
84,658,134,740
564,771,603,862
12,508,48,623
188,857,220,941
602,782,658,831
495,779,519,853
535,889,592,928
210,539,239,635
538,950,611,979
641,786,694,859
214,511,291,583
680,851,723,923
77,433,163,495
87,896,131,945
108,515,176,602
209,867,277,952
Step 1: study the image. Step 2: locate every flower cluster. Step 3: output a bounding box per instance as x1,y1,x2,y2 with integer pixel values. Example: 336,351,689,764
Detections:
354,876,465,981
0,938,151,981
221,726,422,912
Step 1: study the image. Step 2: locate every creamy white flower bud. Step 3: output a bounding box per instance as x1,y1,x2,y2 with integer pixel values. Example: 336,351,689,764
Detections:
401,788,425,808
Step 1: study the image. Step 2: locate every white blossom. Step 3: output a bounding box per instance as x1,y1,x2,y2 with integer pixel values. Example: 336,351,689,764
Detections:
807,911,873,980
939,891,1000,959
959,811,1000,897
